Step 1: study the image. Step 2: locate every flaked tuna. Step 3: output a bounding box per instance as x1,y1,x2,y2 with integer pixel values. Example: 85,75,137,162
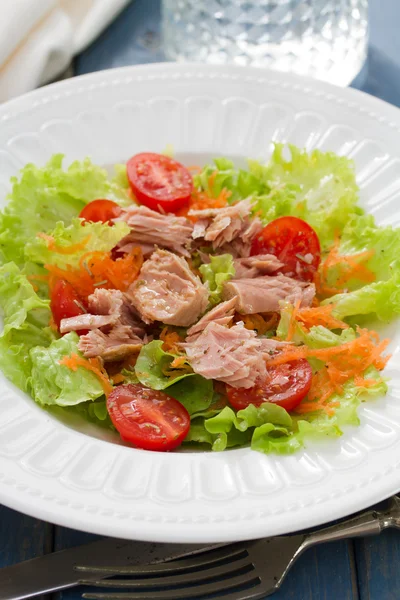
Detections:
128,249,208,327
182,321,267,388
222,274,315,314
189,198,262,257
186,297,237,341
115,204,193,256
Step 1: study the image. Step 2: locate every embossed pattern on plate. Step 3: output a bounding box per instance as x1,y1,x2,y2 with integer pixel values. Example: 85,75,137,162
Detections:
0,64,399,543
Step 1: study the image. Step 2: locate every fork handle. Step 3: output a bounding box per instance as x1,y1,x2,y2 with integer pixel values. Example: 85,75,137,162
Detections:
303,495,400,549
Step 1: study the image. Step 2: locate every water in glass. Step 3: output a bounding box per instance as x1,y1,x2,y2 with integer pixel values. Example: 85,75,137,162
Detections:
162,0,368,86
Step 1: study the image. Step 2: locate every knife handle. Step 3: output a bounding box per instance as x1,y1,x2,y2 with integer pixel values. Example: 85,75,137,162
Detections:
303,495,400,549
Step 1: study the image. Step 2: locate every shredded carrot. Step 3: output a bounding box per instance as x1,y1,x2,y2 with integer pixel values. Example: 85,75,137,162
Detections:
111,373,125,385
286,298,301,342
59,353,113,396
316,233,376,297
239,313,279,335
268,327,390,415
160,327,184,355
45,247,143,300
170,356,188,369
178,183,231,218
295,304,349,331
187,165,202,173
37,232,91,255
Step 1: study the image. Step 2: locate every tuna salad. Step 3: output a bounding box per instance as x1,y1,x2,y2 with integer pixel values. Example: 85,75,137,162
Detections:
0,145,396,454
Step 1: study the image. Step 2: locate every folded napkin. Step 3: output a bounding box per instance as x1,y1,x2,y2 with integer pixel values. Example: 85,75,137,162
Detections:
0,0,130,103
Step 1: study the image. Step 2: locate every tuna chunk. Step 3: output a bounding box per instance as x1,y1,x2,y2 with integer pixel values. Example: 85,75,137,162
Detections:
79,324,144,361
115,205,193,256
222,274,315,314
128,249,208,327
233,254,284,279
186,297,237,341
189,198,263,257
182,321,267,388
60,288,147,362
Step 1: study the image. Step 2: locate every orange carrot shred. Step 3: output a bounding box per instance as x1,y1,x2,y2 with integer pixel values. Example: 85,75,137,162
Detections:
37,232,91,255
45,247,143,300
268,326,390,416
286,298,301,342
59,353,113,396
160,327,183,355
295,304,349,331
316,232,376,298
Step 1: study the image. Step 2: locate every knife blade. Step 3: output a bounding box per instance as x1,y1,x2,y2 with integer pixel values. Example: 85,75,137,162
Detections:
0,537,221,600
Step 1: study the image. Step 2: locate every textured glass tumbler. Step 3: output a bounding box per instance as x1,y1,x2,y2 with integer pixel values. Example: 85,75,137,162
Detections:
162,0,368,87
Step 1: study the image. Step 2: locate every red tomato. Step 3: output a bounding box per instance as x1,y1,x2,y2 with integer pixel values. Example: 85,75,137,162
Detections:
50,279,88,334
79,199,122,224
126,152,193,213
227,359,313,412
251,216,321,282
107,383,191,451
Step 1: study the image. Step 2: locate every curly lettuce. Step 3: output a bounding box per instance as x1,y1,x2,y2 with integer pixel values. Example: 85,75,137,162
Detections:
0,155,130,266
26,218,130,269
199,254,235,306
195,144,361,251
185,370,387,454
0,262,55,390
29,332,105,406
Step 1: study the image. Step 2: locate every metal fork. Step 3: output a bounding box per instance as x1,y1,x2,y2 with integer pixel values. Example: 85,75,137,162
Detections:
78,496,400,600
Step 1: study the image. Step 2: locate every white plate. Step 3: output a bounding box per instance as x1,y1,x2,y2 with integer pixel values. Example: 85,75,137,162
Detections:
1,63,400,543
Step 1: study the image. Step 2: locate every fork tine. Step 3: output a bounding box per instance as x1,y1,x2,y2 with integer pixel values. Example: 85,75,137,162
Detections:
81,569,262,600
76,544,248,576
79,555,253,588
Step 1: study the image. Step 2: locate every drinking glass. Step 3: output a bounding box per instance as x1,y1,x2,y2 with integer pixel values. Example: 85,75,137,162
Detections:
162,0,368,86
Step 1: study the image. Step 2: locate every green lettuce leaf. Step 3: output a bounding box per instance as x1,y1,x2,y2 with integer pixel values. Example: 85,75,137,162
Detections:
255,144,361,248
0,155,130,266
199,254,235,306
319,214,400,294
135,340,213,414
185,368,387,454
0,262,55,390
29,332,106,406
50,399,115,431
339,214,400,281
194,144,361,250
322,274,400,322
25,218,130,269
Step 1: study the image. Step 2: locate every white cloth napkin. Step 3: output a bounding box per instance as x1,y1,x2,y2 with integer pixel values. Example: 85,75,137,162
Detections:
0,0,130,103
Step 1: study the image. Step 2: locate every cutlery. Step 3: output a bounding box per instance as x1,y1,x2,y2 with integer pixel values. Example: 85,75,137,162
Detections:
78,496,400,600
2,495,400,600
0,538,222,600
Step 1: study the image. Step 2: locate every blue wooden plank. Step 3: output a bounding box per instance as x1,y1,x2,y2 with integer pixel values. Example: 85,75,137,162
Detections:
274,540,358,600
0,504,52,600
0,504,51,566
354,530,400,600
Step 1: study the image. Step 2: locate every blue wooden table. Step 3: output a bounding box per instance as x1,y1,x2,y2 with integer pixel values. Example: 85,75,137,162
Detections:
2,1,400,599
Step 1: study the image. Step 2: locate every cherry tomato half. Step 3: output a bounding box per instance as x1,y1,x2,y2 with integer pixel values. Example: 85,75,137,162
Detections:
107,383,191,451
227,359,313,412
50,279,88,335
126,152,193,213
79,199,122,224
250,216,321,282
